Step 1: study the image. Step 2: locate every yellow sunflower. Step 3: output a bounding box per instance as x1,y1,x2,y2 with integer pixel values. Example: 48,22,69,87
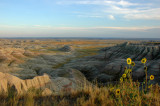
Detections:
116,89,120,96
141,58,147,64
120,77,123,83
131,62,135,66
122,74,126,78
150,75,154,80
127,58,132,65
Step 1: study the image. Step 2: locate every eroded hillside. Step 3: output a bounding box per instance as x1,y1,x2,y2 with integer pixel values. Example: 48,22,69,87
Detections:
0,39,159,94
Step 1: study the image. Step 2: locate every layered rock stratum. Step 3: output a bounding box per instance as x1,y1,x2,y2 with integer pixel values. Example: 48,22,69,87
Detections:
0,68,90,95
0,39,160,95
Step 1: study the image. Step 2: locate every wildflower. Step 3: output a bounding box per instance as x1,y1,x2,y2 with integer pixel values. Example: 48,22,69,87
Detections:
131,62,135,66
116,89,120,96
128,69,132,73
150,75,154,80
141,58,147,64
122,74,126,78
120,77,123,83
127,58,132,65
144,66,147,70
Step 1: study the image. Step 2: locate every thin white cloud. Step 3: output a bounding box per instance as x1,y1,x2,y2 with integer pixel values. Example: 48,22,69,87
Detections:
51,26,160,31
118,0,136,7
33,25,41,27
77,15,103,18
124,13,160,20
1,25,160,37
57,0,140,6
32,25,54,29
106,6,160,20
1,25,160,31
108,15,115,20
95,26,160,30
124,8,160,20
107,5,140,14
105,0,139,7
57,0,160,20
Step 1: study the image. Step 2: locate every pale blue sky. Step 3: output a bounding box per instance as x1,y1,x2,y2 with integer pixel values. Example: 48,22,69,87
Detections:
0,0,160,38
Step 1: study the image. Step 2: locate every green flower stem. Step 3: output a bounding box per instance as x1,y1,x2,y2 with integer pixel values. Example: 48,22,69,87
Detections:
145,65,148,92
142,83,144,95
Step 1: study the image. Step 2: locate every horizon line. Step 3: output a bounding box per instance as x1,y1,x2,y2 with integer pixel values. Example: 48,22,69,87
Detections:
0,37,160,40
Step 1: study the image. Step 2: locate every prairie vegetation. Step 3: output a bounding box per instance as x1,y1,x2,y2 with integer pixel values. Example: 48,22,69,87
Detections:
0,76,159,106
0,58,160,106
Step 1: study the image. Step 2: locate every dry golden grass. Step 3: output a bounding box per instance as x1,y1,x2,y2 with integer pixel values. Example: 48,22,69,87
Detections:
28,39,129,48
1,79,160,106
30,40,112,45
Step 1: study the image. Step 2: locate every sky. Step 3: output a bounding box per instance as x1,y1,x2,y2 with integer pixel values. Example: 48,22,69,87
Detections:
0,0,160,38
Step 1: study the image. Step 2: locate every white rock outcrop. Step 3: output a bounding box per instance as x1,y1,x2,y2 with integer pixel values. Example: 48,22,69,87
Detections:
0,72,53,94
0,69,90,95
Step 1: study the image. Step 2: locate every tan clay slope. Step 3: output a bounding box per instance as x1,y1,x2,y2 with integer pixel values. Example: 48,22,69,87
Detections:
0,68,91,95
0,47,38,74
0,72,53,94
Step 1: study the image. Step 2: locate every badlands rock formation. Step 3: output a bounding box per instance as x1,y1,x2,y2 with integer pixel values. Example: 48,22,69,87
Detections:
0,68,90,95
58,45,73,52
0,72,52,94
61,42,160,85
96,42,160,84
0,39,160,95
